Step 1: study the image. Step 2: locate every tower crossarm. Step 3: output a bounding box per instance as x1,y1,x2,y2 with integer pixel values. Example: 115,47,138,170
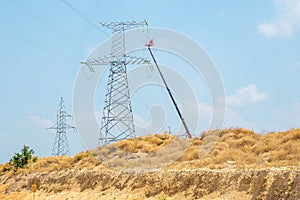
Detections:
100,20,147,31
81,55,150,67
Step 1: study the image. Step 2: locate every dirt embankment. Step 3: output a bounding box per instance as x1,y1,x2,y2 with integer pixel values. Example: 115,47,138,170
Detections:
1,167,300,200
2,129,300,199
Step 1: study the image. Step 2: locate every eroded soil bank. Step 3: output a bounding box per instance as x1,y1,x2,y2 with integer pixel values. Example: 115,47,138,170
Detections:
1,167,300,200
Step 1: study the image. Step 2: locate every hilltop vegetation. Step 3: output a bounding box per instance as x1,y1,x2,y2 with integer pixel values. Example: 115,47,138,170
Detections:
173,128,300,169
1,128,300,174
104,128,300,169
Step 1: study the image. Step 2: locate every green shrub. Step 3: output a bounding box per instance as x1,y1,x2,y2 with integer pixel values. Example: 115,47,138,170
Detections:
9,145,36,172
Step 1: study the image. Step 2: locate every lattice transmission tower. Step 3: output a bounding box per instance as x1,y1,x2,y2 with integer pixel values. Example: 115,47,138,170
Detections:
81,21,150,145
47,97,75,156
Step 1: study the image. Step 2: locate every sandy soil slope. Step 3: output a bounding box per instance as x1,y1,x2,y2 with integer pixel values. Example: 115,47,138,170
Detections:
1,167,300,200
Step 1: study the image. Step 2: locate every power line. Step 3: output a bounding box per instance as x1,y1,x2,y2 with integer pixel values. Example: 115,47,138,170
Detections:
60,0,109,37
0,26,79,64
9,0,86,47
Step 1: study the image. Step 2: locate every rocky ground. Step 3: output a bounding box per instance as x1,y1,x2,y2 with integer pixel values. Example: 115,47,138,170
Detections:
1,167,300,199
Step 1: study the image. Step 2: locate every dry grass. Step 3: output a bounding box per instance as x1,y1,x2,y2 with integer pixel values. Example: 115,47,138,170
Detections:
2,128,300,173
0,164,4,173
177,146,200,161
173,128,300,168
104,128,300,168
1,150,102,175
26,156,73,173
114,132,174,153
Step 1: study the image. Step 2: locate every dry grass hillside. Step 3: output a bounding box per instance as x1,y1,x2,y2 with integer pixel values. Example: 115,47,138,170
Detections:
1,128,300,199
173,128,300,169
92,128,300,169
1,128,300,173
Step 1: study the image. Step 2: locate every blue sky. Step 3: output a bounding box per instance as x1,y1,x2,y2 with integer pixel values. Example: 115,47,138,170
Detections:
1,0,300,163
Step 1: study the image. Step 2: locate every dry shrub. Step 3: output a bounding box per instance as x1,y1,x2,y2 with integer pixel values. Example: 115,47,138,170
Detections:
192,137,202,146
211,149,220,157
155,132,173,140
213,142,229,151
142,134,166,146
235,128,255,137
224,136,256,153
238,135,256,146
73,151,91,163
213,148,257,165
177,146,200,162
28,156,72,172
148,135,164,146
252,135,279,155
281,128,300,143
24,152,102,172
213,149,244,164
115,139,136,153
114,133,174,154
282,140,300,154
219,131,236,142
270,140,300,165
196,128,300,168
136,140,153,152
269,148,287,162
239,152,259,165
72,151,101,169
226,138,240,148
220,128,253,139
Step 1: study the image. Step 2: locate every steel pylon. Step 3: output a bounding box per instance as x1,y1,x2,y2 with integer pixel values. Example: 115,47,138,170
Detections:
47,97,75,156
81,21,149,145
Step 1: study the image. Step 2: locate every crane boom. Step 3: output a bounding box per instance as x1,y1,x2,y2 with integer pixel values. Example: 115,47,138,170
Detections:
147,46,192,138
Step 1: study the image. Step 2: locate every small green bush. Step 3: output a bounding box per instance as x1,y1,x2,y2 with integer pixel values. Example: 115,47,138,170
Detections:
9,145,36,172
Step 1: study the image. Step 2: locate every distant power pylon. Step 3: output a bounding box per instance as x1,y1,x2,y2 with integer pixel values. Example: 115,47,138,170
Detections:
47,97,75,156
81,21,150,145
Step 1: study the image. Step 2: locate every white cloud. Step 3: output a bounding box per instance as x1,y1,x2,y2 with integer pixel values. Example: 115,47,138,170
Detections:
224,106,258,130
258,0,300,38
28,115,54,129
226,84,268,107
195,101,258,131
275,102,300,128
258,23,278,36
183,100,258,131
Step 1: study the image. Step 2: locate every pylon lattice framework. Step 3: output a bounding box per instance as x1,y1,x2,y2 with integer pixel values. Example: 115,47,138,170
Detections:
81,21,150,145
47,97,75,156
